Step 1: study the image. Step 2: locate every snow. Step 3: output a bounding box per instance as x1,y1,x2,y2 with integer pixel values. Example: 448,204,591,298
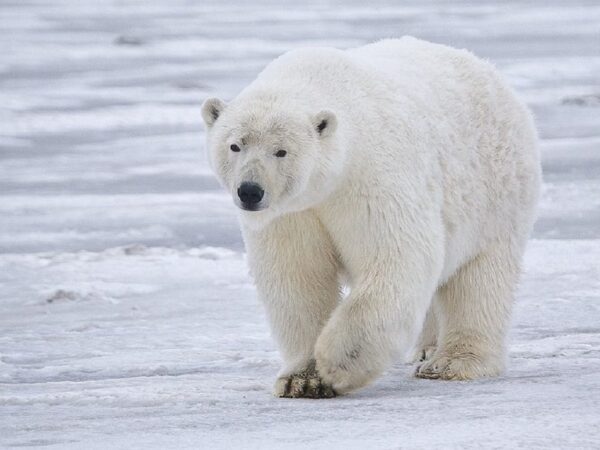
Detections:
1,1,599,448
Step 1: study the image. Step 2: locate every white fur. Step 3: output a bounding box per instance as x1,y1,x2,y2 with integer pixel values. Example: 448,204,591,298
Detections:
201,37,541,396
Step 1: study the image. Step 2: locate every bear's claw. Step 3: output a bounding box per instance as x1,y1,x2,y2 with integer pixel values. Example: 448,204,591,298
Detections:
274,361,337,399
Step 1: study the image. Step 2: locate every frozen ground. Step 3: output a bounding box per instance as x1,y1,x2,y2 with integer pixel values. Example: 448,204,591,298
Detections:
1,1,599,448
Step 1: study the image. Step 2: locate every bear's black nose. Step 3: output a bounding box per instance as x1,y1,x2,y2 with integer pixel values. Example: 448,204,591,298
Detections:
237,182,264,206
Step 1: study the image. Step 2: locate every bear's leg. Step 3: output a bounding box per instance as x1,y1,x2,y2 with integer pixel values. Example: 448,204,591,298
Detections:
411,297,439,363
416,240,521,380
314,278,438,394
313,240,442,394
243,212,341,398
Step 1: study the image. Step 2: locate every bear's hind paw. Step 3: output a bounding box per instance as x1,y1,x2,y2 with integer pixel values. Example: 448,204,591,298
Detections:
415,352,502,380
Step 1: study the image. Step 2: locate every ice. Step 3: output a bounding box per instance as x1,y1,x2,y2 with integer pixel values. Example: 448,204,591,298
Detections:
1,1,599,448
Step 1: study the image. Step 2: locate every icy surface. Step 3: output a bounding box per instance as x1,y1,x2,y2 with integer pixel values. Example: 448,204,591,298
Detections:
1,1,599,448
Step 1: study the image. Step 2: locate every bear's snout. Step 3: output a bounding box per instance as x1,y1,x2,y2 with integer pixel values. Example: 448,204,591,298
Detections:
237,182,265,210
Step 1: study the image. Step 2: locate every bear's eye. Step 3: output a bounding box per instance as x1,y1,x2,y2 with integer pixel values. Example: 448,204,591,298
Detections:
275,149,287,158
230,144,241,152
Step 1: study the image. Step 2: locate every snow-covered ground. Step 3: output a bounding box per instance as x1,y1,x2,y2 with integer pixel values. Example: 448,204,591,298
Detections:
1,1,599,448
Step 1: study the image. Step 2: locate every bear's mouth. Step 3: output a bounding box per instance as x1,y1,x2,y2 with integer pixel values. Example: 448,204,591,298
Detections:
240,203,265,212
234,198,268,212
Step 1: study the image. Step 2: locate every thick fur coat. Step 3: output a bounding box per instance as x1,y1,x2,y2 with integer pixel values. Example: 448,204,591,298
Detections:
201,37,541,397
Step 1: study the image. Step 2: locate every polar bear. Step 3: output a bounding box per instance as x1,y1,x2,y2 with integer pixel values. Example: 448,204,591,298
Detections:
201,37,541,398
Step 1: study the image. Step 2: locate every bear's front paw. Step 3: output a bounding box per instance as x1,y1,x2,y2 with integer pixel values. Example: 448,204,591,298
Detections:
273,360,336,399
314,329,379,395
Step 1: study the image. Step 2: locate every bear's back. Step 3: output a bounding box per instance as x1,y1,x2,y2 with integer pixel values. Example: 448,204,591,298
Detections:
245,37,500,110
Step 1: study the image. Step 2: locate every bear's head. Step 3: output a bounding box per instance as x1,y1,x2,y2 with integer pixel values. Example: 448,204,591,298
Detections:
201,94,346,228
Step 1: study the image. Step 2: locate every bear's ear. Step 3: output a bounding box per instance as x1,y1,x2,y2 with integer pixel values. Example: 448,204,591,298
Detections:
312,110,337,138
201,97,226,127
